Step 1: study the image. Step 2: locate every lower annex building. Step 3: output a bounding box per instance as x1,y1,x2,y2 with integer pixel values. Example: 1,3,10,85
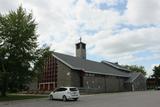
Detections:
38,41,146,93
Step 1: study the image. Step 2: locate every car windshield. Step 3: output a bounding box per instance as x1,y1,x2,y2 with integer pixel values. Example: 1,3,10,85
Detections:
70,88,78,91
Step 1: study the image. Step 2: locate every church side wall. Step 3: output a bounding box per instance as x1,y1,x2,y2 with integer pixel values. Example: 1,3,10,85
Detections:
133,74,146,91
82,74,126,93
57,60,72,87
70,70,81,87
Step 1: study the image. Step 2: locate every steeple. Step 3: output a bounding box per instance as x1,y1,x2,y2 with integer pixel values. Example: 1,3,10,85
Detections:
79,37,82,42
75,37,86,59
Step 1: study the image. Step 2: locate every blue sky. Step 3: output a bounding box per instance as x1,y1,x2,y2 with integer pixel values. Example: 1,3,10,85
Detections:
0,0,160,76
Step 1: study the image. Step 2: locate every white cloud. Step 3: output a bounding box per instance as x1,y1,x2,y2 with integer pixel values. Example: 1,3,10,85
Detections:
0,0,19,14
23,1,74,39
94,0,118,5
90,27,160,62
124,0,160,25
1,0,160,77
30,0,122,55
74,0,122,30
0,0,122,54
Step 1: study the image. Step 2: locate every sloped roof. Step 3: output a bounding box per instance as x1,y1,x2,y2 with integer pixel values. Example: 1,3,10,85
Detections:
101,61,131,72
126,72,141,83
53,52,130,77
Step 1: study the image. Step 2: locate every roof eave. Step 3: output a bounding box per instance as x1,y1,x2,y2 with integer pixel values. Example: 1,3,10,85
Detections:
84,70,129,78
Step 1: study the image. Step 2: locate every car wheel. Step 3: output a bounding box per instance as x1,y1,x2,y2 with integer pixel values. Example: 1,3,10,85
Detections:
62,95,67,102
49,95,53,100
73,98,78,101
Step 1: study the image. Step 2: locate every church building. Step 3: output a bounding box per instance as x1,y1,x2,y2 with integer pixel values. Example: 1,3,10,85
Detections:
38,40,146,93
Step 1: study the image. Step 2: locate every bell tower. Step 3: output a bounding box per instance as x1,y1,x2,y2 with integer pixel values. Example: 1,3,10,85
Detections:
76,38,86,59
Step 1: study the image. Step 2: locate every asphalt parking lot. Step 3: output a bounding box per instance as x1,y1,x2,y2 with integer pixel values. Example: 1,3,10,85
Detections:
0,91,160,107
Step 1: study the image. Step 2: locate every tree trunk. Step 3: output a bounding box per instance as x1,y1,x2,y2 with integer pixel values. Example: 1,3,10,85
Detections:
0,64,8,97
1,87,6,97
0,74,8,97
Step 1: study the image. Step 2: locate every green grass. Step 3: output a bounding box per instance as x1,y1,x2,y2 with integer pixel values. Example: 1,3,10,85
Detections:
0,94,47,102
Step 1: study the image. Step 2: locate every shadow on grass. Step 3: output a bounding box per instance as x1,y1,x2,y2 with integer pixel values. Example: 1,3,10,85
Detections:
0,95,47,102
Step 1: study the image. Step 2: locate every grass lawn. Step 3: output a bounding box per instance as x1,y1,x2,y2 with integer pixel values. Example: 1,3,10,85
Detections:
0,94,47,102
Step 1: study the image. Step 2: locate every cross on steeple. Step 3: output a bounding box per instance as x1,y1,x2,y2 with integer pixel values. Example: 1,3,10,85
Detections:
79,37,82,42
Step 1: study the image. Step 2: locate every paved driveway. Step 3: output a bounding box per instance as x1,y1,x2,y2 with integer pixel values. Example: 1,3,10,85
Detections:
0,91,160,107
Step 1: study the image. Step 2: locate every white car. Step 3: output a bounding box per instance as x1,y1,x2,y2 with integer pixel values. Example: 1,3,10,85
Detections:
49,87,80,101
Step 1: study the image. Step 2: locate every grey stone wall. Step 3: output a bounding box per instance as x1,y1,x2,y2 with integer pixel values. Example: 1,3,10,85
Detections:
124,74,146,91
70,70,81,87
57,60,72,87
82,74,126,93
119,77,125,91
124,83,132,91
104,76,126,92
83,76,106,93
56,60,146,93
106,76,116,92
133,74,146,91
76,43,86,59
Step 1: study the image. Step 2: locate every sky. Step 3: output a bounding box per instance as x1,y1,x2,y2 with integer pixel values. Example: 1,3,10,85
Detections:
0,0,160,77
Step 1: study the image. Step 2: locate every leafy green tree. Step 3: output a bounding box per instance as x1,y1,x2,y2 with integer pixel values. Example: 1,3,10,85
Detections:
152,65,160,87
0,6,38,96
123,65,146,75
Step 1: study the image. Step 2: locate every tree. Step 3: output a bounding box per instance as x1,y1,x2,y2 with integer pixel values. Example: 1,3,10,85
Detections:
0,6,38,96
152,65,160,87
123,65,146,75
33,46,53,81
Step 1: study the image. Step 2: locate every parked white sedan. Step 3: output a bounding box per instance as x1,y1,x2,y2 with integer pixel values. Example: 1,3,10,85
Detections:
49,87,80,101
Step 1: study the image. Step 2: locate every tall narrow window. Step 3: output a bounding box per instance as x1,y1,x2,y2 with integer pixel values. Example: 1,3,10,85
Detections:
82,44,85,49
